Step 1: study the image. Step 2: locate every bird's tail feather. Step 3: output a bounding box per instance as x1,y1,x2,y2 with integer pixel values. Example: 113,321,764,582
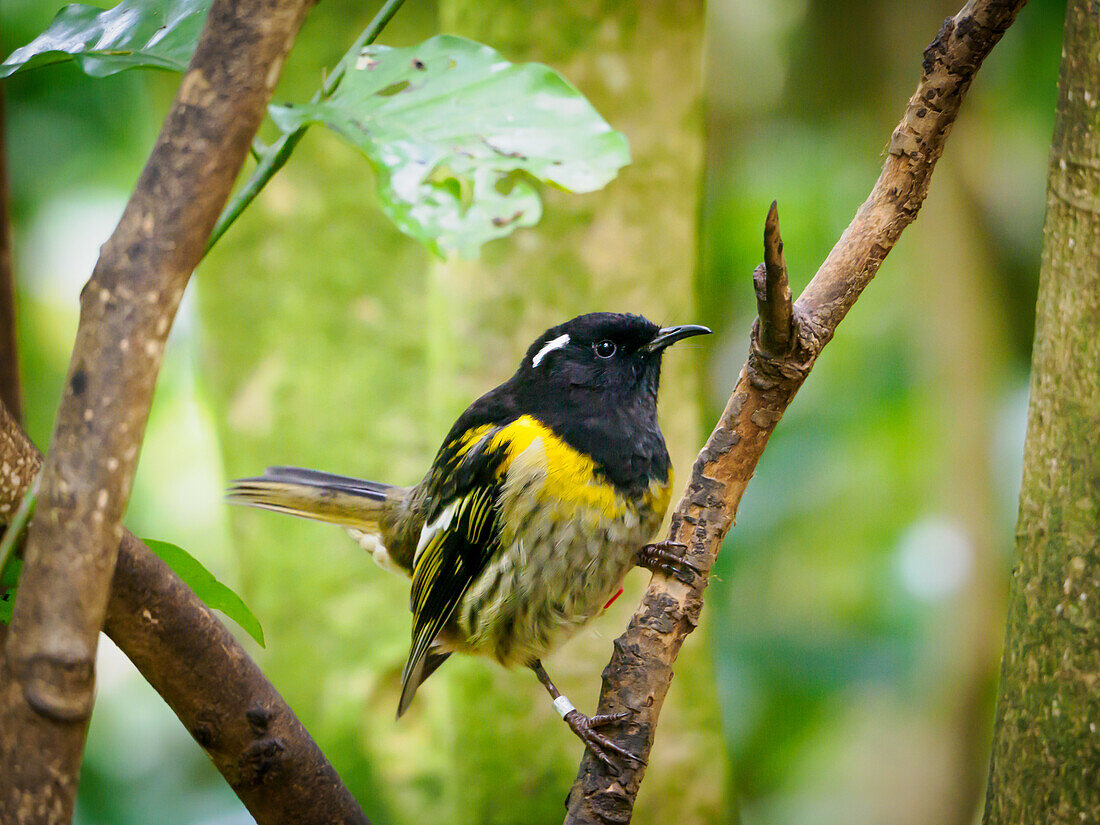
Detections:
397,648,452,718
227,466,399,531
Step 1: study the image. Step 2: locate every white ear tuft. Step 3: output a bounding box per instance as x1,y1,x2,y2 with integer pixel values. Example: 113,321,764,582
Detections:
532,334,570,368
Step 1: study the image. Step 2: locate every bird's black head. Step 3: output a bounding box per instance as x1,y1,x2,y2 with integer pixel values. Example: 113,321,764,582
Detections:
443,313,710,494
516,313,709,405
505,312,710,491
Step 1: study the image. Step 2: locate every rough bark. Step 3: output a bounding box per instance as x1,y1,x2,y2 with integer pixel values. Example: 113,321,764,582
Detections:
0,403,369,824
564,1,1028,822
982,1,1100,822
0,0,316,821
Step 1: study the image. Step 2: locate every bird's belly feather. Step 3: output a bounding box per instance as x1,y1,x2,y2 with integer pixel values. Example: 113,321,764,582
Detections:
453,433,667,666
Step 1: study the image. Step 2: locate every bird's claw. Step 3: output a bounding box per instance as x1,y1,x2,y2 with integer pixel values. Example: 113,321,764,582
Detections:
563,709,644,773
636,541,701,581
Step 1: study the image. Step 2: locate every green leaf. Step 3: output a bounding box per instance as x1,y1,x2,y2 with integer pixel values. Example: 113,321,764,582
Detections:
0,558,21,625
0,0,211,79
269,34,631,257
0,557,21,590
142,538,265,647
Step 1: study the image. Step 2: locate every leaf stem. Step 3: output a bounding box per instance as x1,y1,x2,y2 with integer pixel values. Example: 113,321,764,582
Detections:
324,0,407,96
0,471,40,582
203,0,408,255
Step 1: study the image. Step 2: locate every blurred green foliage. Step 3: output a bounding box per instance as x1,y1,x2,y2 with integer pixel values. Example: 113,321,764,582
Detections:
3,0,1062,823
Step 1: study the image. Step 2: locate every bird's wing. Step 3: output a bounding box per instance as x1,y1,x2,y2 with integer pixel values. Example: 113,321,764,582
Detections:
398,426,508,715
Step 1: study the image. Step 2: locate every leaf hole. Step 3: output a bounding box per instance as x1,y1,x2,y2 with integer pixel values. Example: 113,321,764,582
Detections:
494,170,528,196
377,80,410,97
427,166,471,207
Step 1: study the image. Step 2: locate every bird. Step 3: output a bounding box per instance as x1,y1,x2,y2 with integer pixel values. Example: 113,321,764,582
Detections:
226,312,710,768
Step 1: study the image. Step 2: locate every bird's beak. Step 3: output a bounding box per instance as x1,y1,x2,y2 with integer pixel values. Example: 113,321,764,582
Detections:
641,324,712,354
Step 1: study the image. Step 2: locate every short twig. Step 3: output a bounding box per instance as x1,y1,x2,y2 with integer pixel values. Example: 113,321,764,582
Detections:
753,200,793,356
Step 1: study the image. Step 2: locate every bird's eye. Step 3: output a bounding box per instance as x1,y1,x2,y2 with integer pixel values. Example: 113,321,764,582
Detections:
594,340,617,359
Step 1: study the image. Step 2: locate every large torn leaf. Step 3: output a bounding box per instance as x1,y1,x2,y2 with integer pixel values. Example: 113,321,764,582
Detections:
0,0,210,79
143,538,265,647
269,35,631,257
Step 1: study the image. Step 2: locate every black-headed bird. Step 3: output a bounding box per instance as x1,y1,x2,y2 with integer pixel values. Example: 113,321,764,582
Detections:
227,312,709,767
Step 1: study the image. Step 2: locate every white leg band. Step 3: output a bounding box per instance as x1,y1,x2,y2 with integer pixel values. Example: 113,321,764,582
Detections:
553,695,576,719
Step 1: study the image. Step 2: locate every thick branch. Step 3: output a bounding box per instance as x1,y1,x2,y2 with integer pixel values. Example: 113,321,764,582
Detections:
564,1,1027,822
0,0,316,820
0,405,368,824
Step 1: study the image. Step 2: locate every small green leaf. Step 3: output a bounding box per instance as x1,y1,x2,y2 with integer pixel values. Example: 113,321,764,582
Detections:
269,34,631,257
0,0,211,79
0,558,21,625
0,475,39,625
142,538,265,647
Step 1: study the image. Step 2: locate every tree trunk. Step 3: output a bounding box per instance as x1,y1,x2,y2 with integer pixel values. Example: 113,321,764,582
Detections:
982,1,1099,822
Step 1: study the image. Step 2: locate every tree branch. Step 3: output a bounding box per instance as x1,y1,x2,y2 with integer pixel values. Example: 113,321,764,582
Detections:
753,200,793,357
0,0,316,820
0,404,369,824
564,1,1028,822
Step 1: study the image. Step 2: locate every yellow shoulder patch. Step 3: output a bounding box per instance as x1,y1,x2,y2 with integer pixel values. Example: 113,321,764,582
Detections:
490,415,626,520
644,471,673,518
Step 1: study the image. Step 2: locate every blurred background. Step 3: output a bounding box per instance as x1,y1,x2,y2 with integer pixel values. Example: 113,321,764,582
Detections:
2,0,1063,823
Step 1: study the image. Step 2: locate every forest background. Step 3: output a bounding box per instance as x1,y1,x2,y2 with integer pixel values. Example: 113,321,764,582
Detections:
1,0,1064,823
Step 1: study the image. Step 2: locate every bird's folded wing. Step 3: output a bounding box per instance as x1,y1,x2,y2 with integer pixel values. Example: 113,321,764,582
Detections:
399,427,509,713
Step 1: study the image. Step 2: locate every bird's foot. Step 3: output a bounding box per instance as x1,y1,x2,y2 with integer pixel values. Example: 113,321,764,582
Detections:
563,709,644,773
636,541,701,581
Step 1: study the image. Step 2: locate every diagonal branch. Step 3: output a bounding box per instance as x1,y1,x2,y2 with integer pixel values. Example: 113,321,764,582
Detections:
0,0,317,820
564,1,1028,822
0,404,369,825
